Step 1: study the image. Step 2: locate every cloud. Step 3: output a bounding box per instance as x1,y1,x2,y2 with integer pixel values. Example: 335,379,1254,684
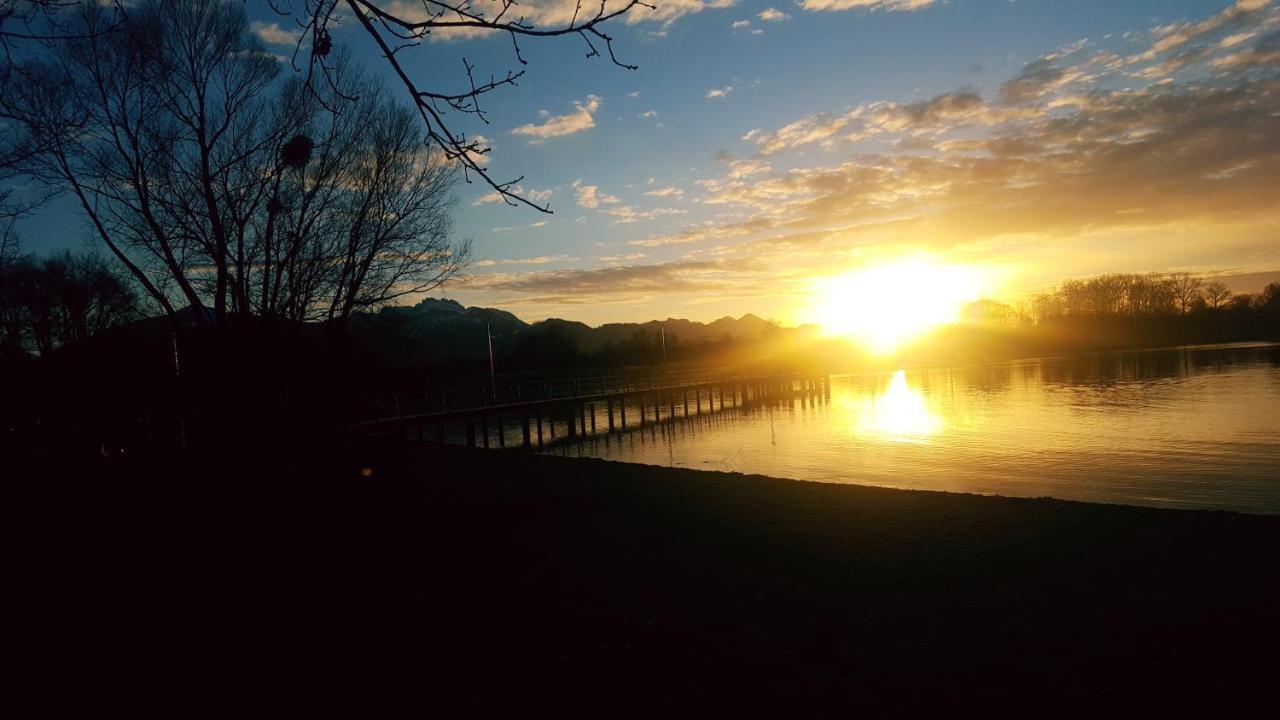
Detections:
706,86,735,99
640,110,659,119
249,21,301,46
491,220,550,232
494,254,575,264
460,133,493,168
571,180,620,209
699,65,1280,280
396,0,738,41
628,218,774,247
1124,0,1279,77
758,8,790,21
798,0,939,12
472,184,553,206
1146,0,1273,58
999,59,1073,103
644,186,685,198
1213,28,1280,68
568,179,689,223
512,96,601,141
463,257,773,306
742,112,852,154
602,205,688,224
599,253,648,263
624,0,740,28
743,91,1033,154
732,20,752,30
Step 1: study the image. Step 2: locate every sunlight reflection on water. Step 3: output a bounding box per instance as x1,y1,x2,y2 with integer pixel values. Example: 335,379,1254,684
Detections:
848,369,940,442
548,343,1280,514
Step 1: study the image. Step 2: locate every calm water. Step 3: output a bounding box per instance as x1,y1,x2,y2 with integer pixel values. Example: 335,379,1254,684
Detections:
546,343,1280,514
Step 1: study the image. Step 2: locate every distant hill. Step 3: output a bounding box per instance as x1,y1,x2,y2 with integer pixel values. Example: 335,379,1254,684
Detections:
346,298,787,370
519,312,780,353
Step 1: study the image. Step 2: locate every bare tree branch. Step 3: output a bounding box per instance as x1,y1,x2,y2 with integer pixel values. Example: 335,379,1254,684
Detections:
278,0,649,212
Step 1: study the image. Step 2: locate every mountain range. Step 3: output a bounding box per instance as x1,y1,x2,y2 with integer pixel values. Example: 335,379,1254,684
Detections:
347,298,793,367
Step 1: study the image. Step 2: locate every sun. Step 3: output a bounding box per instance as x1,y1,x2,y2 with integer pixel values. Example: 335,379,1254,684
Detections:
812,257,984,354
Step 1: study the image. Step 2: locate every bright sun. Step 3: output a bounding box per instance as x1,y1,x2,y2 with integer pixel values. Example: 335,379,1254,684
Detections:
813,257,984,354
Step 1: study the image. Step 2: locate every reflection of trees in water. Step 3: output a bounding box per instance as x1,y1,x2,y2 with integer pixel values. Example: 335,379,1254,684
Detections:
1038,344,1277,388
1025,344,1279,413
1041,349,1184,386
953,363,1015,395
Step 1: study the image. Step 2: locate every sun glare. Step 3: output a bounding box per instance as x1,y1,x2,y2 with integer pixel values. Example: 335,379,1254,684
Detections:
858,370,940,441
813,257,984,354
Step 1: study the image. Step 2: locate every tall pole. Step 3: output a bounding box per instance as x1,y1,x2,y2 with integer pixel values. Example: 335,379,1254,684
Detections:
660,325,667,364
171,327,186,449
487,322,497,401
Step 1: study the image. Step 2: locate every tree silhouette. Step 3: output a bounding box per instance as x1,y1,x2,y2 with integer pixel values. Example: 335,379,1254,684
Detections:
0,249,138,356
1262,282,1280,314
1,1,124,219
4,1,467,334
1165,273,1204,316
1203,281,1232,310
1030,272,1264,322
274,0,650,211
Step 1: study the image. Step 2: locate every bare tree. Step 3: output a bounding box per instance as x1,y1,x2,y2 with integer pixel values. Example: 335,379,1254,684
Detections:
1057,278,1089,316
0,249,137,355
249,62,468,327
1165,273,1204,315
273,0,649,211
0,216,17,270
1035,272,1201,322
1124,273,1176,316
1031,291,1065,323
1082,274,1127,315
1203,281,1232,310
0,219,22,358
6,0,467,334
1,1,124,218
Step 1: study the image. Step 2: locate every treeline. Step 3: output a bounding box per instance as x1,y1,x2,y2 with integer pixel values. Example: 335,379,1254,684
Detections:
0,250,139,360
957,273,1280,326
920,274,1280,365
1029,273,1275,321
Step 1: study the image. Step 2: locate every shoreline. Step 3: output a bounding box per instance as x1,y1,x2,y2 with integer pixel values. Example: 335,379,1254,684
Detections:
530,447,1280,517
333,442,1280,713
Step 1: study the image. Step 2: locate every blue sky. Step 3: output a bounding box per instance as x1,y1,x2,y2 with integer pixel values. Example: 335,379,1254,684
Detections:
12,0,1280,324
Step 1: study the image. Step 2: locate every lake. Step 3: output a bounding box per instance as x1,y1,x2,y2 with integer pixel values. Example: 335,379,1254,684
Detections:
544,343,1280,514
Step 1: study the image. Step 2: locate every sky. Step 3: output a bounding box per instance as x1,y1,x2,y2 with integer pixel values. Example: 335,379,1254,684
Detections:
13,0,1280,325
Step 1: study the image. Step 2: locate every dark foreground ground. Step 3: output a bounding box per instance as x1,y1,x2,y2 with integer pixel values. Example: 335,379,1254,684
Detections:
16,441,1280,715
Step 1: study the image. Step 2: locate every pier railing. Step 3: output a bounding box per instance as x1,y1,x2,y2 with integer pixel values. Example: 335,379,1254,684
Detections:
353,368,807,424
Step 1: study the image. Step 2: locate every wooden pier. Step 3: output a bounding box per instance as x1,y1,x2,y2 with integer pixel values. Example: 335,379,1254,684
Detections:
351,372,831,450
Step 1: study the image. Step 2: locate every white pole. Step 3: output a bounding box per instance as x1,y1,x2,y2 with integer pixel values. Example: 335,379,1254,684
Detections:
487,322,497,400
